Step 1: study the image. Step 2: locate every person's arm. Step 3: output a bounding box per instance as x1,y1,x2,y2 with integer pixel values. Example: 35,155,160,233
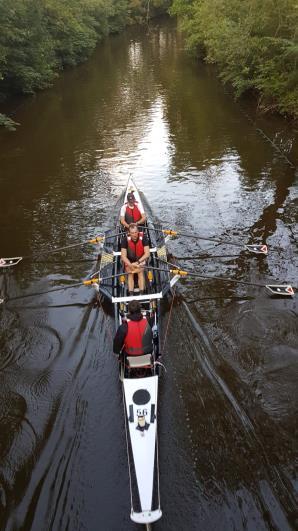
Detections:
138,245,150,265
120,216,130,229
120,205,130,229
121,239,137,271
138,204,146,227
121,243,140,271
138,212,146,226
113,323,127,354
121,247,132,269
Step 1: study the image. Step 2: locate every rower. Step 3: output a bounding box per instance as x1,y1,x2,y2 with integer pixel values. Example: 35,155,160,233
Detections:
121,223,150,296
120,192,146,229
113,300,153,358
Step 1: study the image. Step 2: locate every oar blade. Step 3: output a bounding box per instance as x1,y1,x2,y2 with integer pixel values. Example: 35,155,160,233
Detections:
245,244,268,255
265,284,295,297
0,257,23,268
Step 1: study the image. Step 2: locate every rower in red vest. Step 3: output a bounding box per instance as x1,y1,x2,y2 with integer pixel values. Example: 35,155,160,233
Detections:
113,300,153,357
120,192,146,229
121,223,150,296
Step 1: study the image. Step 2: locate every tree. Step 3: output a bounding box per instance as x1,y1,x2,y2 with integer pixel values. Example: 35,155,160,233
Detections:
171,0,298,116
0,0,171,127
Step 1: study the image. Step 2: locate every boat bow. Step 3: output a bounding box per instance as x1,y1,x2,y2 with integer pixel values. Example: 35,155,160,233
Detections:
123,375,161,524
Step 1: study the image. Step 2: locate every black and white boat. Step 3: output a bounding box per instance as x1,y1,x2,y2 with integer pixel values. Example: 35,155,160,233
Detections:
94,178,181,526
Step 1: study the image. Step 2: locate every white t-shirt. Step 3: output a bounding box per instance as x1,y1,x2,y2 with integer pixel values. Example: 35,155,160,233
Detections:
120,202,145,218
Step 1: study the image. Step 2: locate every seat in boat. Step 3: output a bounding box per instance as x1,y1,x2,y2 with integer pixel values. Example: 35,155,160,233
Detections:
127,354,152,368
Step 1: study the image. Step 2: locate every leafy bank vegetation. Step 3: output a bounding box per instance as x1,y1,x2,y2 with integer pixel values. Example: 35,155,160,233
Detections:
0,0,170,126
1,0,297,127
171,0,298,117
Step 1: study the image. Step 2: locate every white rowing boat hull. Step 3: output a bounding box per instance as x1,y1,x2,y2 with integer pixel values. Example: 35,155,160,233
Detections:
123,375,162,524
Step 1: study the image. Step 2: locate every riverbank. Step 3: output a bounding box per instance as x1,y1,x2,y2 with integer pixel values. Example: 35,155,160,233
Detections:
1,1,297,130
0,0,171,129
171,0,298,120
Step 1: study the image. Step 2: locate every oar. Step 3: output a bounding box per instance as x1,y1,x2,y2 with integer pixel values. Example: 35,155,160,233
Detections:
173,253,240,260
0,236,104,269
0,270,132,305
146,226,269,255
84,272,131,284
22,235,104,257
0,226,142,268
144,263,295,297
1,281,85,303
97,224,284,256
186,295,256,303
187,272,295,296
25,258,99,265
163,229,268,255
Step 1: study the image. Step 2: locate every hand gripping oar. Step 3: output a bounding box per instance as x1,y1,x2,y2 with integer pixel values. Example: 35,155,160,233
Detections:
0,236,104,269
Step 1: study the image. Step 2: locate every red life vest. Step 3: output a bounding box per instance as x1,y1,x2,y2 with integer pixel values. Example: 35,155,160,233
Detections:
124,318,153,356
125,202,142,224
127,232,144,262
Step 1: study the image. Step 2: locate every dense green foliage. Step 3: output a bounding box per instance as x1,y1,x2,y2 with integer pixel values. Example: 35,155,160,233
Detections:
171,0,298,117
0,0,170,105
2,0,296,126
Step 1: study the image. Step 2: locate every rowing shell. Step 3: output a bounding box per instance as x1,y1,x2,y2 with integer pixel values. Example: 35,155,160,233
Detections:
95,178,180,525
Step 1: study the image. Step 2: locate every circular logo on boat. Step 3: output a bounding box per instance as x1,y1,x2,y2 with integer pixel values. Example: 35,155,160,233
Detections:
132,389,150,405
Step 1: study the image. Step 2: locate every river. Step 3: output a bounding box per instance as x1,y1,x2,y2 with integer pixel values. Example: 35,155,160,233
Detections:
0,17,297,531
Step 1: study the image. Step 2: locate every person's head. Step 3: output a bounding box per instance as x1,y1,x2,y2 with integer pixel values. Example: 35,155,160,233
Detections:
127,192,135,206
128,223,139,241
128,300,141,316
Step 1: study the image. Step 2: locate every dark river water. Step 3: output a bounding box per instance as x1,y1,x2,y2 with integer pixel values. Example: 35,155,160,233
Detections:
0,18,297,531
